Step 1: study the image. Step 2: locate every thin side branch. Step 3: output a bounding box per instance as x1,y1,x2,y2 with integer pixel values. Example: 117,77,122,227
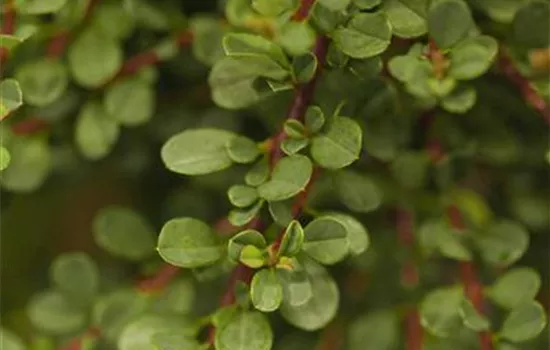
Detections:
0,0,16,68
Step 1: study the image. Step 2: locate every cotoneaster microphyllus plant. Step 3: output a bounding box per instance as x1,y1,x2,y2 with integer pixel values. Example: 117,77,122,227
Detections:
0,0,549,349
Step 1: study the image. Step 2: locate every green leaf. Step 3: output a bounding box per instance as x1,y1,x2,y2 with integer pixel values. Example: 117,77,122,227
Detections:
293,53,318,83
475,220,529,267
152,332,202,350
0,328,26,350
157,217,223,268
246,158,270,186
459,299,490,331
148,278,195,315
418,219,472,261
215,311,273,350
91,2,135,40
251,269,283,312
93,206,156,261
500,301,547,342
252,0,294,16
1,136,51,193
281,138,309,156
353,0,381,9
228,200,264,226
75,101,120,160
388,55,424,83
223,33,289,68
267,199,294,226
448,36,498,80
311,116,362,169
161,129,236,175
383,0,429,38
305,106,325,134
333,12,392,59
489,268,541,310
226,136,261,164
513,1,550,49
441,85,477,113
390,151,429,189
68,28,122,88
228,229,267,263
277,21,316,56
328,212,370,255
420,286,464,337
15,59,68,107
348,56,383,80
278,220,305,257
334,170,381,213
189,16,226,66
118,314,194,350
0,146,10,171
303,216,349,265
278,267,313,307
50,252,99,307
27,290,86,334
476,0,527,23
348,311,399,350
280,258,339,330
319,0,351,11
258,155,313,201
18,0,67,14
0,79,23,119
284,120,307,139
0,34,23,52
104,78,154,126
239,245,267,268
228,185,259,208
428,77,457,98
428,0,474,49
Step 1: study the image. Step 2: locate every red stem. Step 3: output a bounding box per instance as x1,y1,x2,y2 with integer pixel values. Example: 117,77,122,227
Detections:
46,31,70,58
11,118,50,135
135,263,181,293
448,206,493,350
498,49,550,124
291,0,316,22
0,0,16,68
396,208,423,350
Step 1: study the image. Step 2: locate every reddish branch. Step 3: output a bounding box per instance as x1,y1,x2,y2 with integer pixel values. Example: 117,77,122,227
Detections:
58,327,101,350
0,0,16,68
498,50,550,124
136,263,181,293
447,206,493,350
291,0,316,22
396,208,423,350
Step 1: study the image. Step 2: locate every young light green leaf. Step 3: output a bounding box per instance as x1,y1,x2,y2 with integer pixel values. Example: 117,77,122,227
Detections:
475,220,529,267
68,28,122,88
0,146,10,171
280,258,339,330
0,79,23,119
50,252,99,307
459,299,490,331
239,245,267,269
104,78,154,126
303,216,349,265
16,59,68,107
228,185,259,208
157,217,223,268
1,136,51,193
333,12,392,59
278,220,305,257
228,229,267,262
75,102,120,160
258,155,313,201
226,136,261,164
0,328,26,350
18,0,67,14
334,170,381,213
27,290,86,334
499,301,547,342
305,106,325,134
327,212,370,256
448,36,499,80
383,0,428,38
311,116,362,169
93,206,156,261
223,33,289,68
281,138,309,156
252,0,294,16
251,269,283,312
428,0,475,49
161,129,236,175
420,286,464,337
488,268,541,310
277,21,316,56
215,311,273,350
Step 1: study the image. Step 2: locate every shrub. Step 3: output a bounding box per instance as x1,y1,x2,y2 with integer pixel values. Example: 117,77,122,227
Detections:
1,0,549,349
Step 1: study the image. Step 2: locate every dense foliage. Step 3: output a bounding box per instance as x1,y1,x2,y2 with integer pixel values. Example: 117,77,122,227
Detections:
1,0,549,349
